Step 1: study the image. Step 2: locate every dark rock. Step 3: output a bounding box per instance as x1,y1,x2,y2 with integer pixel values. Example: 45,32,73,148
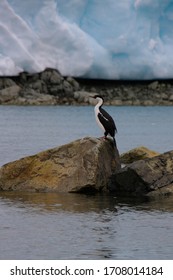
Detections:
18,71,29,83
0,85,21,104
109,151,173,197
40,68,63,84
66,76,80,91
49,72,63,85
49,84,63,96
0,78,16,90
62,80,73,95
30,79,47,93
3,78,16,88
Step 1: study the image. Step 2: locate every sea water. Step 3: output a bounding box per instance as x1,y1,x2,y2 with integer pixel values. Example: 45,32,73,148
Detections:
0,105,173,259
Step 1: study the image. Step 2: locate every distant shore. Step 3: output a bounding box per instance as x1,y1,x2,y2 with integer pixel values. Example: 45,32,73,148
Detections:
0,68,173,105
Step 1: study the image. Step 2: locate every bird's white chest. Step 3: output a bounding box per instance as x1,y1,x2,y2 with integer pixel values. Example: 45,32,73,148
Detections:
94,106,105,132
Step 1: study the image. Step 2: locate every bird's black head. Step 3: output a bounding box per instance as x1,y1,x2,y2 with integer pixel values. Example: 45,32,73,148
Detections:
91,94,104,101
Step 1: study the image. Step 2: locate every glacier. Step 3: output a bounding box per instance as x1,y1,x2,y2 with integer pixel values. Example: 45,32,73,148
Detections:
1,0,173,80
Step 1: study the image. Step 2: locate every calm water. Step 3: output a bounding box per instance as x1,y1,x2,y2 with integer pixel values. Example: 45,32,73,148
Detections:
0,105,173,259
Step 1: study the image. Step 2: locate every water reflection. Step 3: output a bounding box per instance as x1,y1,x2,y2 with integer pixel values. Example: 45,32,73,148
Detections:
1,191,173,259
1,191,173,213
0,191,118,213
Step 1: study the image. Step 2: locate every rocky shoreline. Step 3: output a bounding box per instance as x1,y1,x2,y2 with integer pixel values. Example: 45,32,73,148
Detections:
1,68,173,105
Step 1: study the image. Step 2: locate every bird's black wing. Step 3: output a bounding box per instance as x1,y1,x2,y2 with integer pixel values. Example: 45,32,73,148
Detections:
98,107,117,137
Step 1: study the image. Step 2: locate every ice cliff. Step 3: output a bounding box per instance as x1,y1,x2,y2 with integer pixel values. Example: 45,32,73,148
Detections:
1,0,173,80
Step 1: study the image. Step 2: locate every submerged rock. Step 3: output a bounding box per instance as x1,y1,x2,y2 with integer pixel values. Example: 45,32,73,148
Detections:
109,150,173,197
0,137,120,193
120,146,160,164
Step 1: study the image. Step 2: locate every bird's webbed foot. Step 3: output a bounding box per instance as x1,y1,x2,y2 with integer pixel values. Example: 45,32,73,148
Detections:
99,136,108,141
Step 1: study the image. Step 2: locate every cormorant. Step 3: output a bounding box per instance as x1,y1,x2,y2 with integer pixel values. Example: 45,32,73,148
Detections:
90,95,117,146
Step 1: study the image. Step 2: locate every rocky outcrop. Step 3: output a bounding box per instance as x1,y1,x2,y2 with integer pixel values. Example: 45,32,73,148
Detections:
1,137,173,198
120,146,160,164
1,68,173,105
109,150,173,197
0,137,120,193
0,68,80,105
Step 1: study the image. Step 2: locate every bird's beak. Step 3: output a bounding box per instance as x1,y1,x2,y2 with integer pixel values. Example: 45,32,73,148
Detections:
89,95,94,98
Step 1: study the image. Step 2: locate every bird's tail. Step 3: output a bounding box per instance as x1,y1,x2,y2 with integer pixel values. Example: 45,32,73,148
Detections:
113,137,117,148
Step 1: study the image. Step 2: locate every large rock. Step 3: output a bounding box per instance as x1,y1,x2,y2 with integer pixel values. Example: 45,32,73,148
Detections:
109,150,173,197
0,137,120,193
